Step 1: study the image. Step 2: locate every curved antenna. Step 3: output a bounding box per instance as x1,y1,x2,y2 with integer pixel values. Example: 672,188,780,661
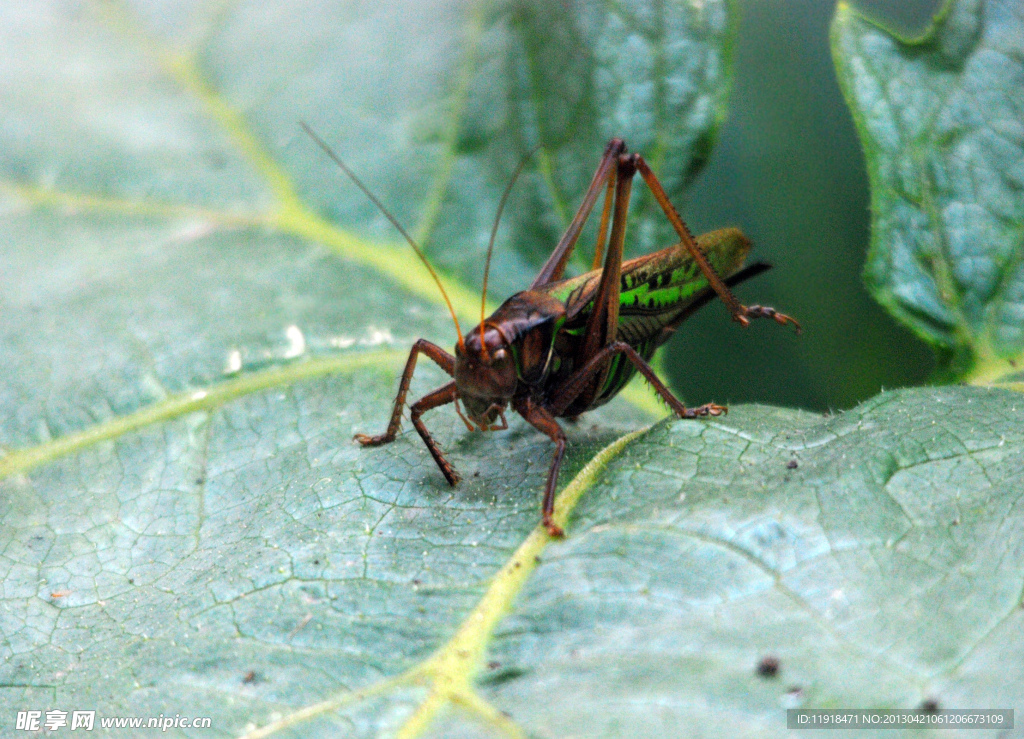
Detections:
479,145,540,358
300,122,465,349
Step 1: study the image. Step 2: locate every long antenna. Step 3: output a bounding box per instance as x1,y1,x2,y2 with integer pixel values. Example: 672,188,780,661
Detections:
479,146,539,358
299,122,465,349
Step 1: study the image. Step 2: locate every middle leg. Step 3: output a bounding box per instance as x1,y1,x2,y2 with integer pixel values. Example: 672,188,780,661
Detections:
409,381,462,486
548,341,725,419
513,396,568,538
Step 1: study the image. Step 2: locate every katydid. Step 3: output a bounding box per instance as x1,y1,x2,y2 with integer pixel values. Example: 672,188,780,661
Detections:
303,128,799,537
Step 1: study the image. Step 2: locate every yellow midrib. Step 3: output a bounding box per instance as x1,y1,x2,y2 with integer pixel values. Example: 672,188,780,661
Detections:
238,427,649,739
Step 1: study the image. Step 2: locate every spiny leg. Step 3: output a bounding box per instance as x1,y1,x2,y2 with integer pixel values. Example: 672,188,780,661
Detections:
657,263,776,345
513,396,568,538
410,381,461,486
633,156,801,332
549,341,726,419
669,262,773,326
590,172,616,271
355,338,455,446
531,139,626,288
578,152,636,363
565,152,642,412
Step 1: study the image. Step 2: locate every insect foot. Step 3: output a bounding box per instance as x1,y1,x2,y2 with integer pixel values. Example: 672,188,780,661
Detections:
354,432,388,446
543,516,565,538
680,403,727,419
741,305,802,333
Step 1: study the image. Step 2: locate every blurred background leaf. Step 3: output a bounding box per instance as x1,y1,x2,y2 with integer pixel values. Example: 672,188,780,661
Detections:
832,0,1024,385
664,0,943,411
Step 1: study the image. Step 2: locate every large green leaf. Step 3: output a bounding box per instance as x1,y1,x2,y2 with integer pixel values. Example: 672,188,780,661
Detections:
831,0,1024,383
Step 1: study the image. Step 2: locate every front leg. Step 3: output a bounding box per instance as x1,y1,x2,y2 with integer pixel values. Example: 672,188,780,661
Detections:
410,382,461,486
355,338,454,446
514,396,568,538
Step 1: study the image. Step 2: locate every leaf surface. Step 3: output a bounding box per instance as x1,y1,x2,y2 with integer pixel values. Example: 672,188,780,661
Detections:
3,1,1022,737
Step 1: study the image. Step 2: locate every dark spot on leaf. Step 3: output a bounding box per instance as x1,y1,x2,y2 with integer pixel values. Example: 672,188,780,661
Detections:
757,655,780,677
206,150,228,170
195,477,205,485
313,560,320,565
478,666,527,687
786,459,798,469
920,699,940,713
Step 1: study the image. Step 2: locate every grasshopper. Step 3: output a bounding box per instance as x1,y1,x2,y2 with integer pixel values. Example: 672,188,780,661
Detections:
303,128,799,537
